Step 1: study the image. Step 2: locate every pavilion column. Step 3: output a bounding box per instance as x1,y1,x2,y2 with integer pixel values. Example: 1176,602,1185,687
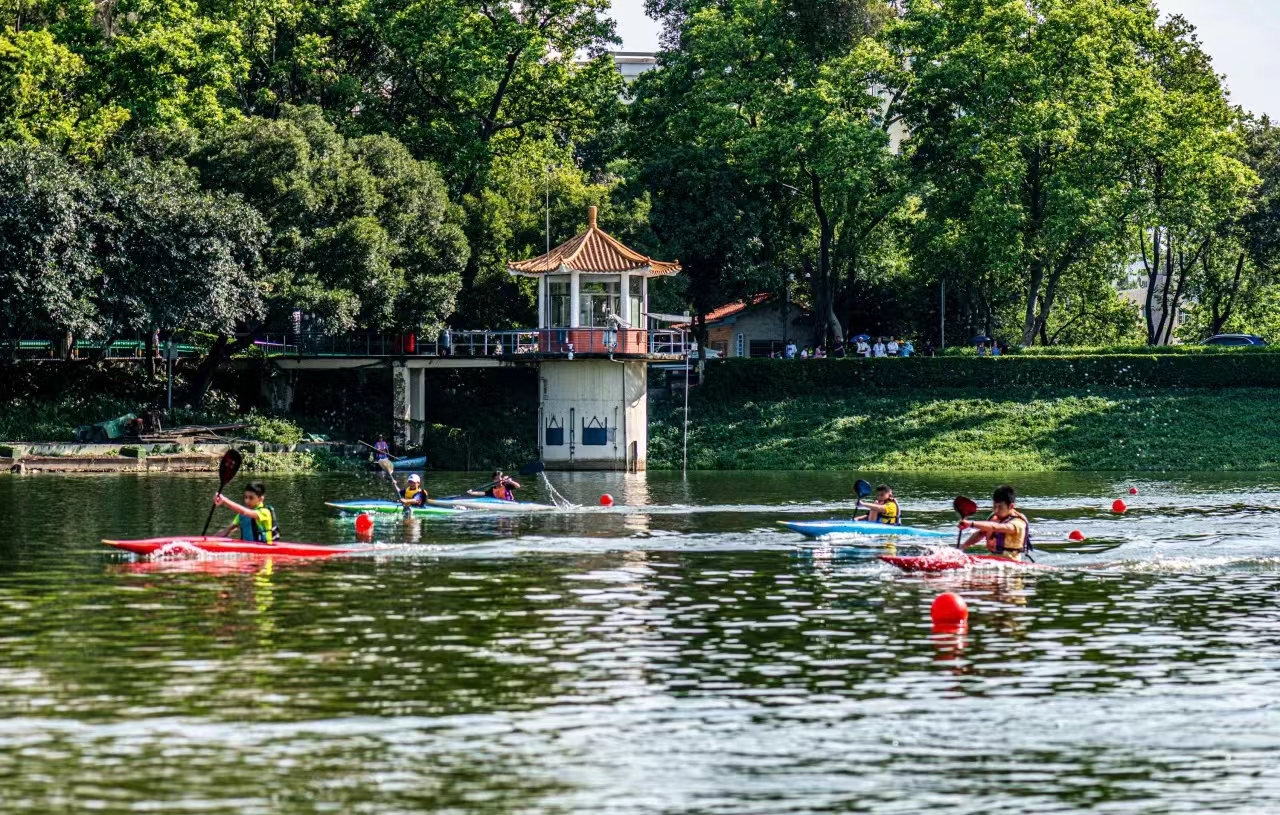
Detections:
570,269,581,328
392,362,411,450
538,276,547,328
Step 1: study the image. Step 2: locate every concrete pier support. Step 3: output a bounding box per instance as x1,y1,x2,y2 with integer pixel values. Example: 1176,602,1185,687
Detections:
392,363,427,449
409,368,426,447
538,359,649,471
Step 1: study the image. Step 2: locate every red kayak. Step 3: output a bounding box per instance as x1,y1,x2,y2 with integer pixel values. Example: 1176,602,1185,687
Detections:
879,553,1049,573
103,536,371,558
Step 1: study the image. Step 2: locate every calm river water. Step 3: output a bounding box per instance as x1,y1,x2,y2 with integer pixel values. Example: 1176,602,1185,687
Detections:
2,470,1280,813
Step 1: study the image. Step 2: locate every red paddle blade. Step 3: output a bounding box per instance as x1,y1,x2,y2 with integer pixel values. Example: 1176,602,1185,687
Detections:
218,449,243,489
953,495,978,518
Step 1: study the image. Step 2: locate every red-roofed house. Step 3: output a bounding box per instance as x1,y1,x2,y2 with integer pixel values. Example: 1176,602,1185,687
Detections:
693,294,812,357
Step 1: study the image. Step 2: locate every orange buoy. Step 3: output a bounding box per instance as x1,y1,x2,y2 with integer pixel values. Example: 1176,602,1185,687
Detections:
1068,529,1086,542
1129,487,1138,495
599,494,614,507
1111,499,1128,514
930,592,968,626
355,513,374,535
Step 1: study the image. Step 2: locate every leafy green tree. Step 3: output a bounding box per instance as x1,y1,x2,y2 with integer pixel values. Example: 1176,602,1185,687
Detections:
191,105,466,335
0,144,97,356
637,0,907,345
0,29,129,157
898,0,1165,345
92,156,267,373
1131,15,1255,345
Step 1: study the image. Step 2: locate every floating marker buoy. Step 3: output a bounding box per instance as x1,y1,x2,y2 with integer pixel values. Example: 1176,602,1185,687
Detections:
1129,487,1139,495
1068,530,1086,542
1112,499,1128,514
355,513,374,535
930,592,968,626
599,493,614,507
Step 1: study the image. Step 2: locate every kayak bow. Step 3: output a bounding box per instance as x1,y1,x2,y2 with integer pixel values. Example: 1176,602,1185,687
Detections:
104,536,371,558
779,520,953,540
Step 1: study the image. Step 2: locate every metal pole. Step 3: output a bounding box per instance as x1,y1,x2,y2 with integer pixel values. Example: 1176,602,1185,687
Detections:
682,332,690,477
166,339,174,410
546,165,551,254
940,280,946,350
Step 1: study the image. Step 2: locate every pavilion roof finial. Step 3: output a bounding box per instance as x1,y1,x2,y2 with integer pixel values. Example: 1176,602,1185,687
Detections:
588,205,598,229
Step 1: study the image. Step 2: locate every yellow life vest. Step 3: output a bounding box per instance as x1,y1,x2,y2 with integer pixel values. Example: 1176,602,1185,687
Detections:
877,498,900,525
985,509,1029,558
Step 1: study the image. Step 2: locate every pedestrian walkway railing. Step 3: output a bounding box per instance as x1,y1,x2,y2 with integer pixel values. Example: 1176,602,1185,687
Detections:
8,337,205,360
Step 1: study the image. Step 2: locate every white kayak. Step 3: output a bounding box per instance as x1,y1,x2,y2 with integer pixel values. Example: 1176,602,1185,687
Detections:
428,496,557,513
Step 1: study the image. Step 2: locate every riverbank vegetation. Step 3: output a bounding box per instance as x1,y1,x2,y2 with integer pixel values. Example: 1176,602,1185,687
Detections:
651,388,1280,472
1,0,1278,387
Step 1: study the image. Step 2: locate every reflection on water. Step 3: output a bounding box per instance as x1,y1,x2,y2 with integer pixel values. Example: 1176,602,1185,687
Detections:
1,470,1280,813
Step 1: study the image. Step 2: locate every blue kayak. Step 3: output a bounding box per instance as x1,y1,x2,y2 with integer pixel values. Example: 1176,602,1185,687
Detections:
778,520,953,539
327,499,463,517
428,496,556,513
366,456,428,472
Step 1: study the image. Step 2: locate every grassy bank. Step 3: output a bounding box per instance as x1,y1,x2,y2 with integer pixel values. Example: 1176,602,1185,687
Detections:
650,388,1280,471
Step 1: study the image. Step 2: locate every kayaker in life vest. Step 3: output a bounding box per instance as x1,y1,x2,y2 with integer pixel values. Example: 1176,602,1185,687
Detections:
214,481,278,545
399,473,428,507
857,484,901,525
959,484,1031,561
469,470,520,501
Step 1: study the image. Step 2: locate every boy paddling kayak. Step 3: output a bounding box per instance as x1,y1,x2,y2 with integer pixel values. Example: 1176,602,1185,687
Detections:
958,484,1032,562
856,483,901,525
214,481,279,545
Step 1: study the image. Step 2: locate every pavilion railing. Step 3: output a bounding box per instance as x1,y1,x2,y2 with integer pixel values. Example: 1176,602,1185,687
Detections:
253,328,689,359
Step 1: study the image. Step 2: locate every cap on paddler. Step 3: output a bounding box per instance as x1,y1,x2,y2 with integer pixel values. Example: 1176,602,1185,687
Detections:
408,474,421,483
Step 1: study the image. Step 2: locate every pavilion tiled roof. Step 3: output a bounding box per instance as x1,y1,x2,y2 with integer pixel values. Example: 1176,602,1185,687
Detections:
507,206,680,277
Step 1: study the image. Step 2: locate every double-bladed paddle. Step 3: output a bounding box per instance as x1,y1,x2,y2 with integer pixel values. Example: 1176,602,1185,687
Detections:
954,495,978,549
201,448,244,536
375,458,404,501
443,460,547,500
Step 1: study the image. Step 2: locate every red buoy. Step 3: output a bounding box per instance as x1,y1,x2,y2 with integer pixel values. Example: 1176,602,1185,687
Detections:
1129,487,1138,495
1111,499,1128,514
599,494,614,507
930,592,968,626
1068,529,1086,542
355,513,374,535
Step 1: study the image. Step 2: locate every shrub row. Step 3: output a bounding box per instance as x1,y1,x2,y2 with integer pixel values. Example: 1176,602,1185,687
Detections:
697,353,1280,397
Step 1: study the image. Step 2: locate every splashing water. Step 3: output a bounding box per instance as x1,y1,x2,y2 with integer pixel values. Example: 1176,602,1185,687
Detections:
539,471,578,510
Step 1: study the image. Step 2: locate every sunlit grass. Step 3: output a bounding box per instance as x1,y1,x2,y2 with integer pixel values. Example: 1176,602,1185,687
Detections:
651,389,1280,471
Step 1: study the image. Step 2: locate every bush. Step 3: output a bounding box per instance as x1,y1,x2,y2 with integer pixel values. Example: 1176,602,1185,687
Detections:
697,354,1280,397
243,413,304,445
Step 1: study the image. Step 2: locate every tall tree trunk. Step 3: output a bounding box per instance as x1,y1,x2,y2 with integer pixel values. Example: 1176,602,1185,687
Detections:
188,333,254,408
1020,258,1047,345
1209,252,1247,335
1143,226,1163,345
808,170,843,344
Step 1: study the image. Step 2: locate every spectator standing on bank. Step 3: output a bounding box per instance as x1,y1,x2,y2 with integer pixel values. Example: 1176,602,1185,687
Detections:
873,338,887,358
887,337,900,356
924,342,936,357
977,343,988,357
785,340,797,359
901,340,915,358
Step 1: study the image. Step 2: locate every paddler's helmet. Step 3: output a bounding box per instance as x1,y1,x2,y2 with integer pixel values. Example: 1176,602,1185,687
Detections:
408,474,421,484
